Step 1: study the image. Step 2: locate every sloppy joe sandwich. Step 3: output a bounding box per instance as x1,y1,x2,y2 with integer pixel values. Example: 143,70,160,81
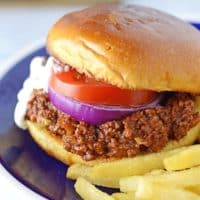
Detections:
14,4,200,167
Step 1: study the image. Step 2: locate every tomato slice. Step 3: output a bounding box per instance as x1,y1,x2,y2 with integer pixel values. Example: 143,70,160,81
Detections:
49,69,158,107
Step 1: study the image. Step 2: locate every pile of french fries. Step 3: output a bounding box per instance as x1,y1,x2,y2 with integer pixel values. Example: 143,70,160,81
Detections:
68,98,200,200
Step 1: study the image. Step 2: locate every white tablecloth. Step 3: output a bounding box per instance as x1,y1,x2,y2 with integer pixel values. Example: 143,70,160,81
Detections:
1,1,200,199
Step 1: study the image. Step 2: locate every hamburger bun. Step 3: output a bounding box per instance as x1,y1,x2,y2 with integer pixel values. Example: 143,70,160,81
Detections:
47,4,200,93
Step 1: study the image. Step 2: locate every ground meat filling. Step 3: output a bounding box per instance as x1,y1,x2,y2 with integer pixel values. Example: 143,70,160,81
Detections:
26,90,200,161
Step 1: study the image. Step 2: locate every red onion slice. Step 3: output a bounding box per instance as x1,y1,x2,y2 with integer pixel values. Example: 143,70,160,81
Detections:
48,87,163,125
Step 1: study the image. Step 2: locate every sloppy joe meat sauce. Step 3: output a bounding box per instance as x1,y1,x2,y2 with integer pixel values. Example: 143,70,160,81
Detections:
26,90,200,161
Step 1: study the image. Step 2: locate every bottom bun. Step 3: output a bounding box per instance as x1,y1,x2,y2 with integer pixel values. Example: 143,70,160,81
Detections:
26,120,200,166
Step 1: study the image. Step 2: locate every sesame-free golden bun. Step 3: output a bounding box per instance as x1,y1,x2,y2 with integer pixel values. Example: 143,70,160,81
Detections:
47,4,200,93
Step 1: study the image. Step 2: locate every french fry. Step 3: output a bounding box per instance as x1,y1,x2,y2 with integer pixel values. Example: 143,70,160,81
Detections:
91,147,185,178
67,164,92,179
112,192,135,200
135,180,200,200
74,177,114,200
147,169,166,175
67,164,119,188
164,144,200,171
120,166,200,192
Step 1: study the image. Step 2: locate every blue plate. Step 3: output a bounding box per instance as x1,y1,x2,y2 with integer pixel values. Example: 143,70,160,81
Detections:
0,23,200,200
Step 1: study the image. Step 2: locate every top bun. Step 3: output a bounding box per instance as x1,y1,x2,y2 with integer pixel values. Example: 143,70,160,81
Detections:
47,4,200,93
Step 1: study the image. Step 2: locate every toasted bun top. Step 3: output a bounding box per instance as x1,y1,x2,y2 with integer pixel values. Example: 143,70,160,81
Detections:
47,4,200,93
